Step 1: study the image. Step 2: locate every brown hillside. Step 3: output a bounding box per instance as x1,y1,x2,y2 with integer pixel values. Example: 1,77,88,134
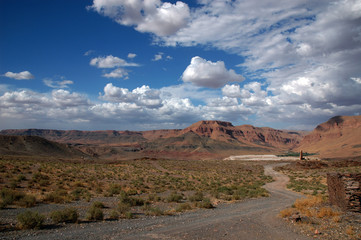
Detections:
0,120,305,159
296,115,361,158
0,135,87,158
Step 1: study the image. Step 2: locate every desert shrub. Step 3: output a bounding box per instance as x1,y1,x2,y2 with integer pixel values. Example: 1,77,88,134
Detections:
167,192,183,203
44,189,69,203
144,206,164,216
279,208,297,218
9,179,18,189
17,194,36,208
119,191,144,206
117,202,131,214
16,174,27,182
176,203,192,212
87,205,103,221
148,194,161,202
91,201,105,209
109,210,120,220
0,188,24,206
294,196,323,212
105,184,122,197
195,198,213,209
316,207,340,218
189,191,204,202
50,207,78,224
124,212,133,219
217,186,233,195
71,187,91,201
32,172,50,186
0,188,36,208
17,210,45,229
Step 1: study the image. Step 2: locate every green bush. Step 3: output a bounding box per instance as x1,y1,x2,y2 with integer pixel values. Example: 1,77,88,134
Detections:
167,192,183,203
144,206,164,216
50,207,78,224
124,212,133,219
189,191,204,202
176,203,192,212
44,189,69,203
17,210,45,229
91,201,105,209
0,188,36,208
119,191,144,206
105,184,122,197
109,210,120,220
117,202,131,214
0,188,24,206
87,205,103,221
18,194,36,208
195,198,213,209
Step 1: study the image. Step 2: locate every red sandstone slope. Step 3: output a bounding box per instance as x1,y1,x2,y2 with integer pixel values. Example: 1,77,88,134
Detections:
179,120,303,149
296,115,361,158
0,120,305,159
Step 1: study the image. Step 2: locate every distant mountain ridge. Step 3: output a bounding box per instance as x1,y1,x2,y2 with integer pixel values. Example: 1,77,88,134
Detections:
0,120,305,159
296,115,361,158
0,135,86,158
2,116,360,159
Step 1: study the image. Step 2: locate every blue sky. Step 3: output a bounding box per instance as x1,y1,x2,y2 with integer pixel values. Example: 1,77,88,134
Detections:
1,0,360,131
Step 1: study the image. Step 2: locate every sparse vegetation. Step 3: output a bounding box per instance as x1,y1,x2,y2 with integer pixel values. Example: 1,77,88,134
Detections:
50,207,78,224
279,160,361,239
1,156,272,231
17,210,45,229
87,204,104,221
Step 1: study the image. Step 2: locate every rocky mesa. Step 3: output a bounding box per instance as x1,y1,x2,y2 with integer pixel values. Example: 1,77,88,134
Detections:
1,116,360,160
0,120,305,160
296,115,361,158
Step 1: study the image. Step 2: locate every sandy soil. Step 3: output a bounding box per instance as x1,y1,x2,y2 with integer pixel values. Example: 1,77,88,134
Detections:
0,163,311,240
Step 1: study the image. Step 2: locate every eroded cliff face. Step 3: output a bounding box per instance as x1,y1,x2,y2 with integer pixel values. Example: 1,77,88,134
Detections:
0,120,305,159
297,115,361,158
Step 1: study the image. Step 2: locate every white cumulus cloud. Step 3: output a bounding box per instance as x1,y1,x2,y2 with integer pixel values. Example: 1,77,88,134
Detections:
101,83,163,108
43,78,74,88
182,56,244,88
103,68,129,79
89,0,190,36
90,55,139,68
127,53,137,59
4,71,34,80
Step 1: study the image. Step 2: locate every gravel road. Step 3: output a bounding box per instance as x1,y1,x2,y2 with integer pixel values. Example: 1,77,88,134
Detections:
1,163,311,240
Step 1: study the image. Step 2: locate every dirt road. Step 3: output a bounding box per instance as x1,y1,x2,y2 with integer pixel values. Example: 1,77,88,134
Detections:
1,163,311,240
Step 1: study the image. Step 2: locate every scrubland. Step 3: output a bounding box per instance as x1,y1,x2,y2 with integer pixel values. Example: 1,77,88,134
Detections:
0,155,271,231
278,160,361,239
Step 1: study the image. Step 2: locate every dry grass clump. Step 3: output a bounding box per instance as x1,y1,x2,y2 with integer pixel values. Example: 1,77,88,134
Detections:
279,208,297,218
316,207,340,218
345,225,355,236
294,196,323,212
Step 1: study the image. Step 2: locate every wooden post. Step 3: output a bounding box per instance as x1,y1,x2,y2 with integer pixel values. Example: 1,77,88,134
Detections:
299,150,303,160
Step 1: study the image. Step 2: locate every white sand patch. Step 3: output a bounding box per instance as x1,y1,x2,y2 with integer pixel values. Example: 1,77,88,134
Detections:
224,155,298,161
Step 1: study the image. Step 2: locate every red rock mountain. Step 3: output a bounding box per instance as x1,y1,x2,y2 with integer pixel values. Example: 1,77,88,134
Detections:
0,120,305,159
296,115,361,158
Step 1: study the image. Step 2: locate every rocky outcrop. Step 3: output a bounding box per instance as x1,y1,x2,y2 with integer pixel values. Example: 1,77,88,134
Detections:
296,115,361,158
327,173,361,213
